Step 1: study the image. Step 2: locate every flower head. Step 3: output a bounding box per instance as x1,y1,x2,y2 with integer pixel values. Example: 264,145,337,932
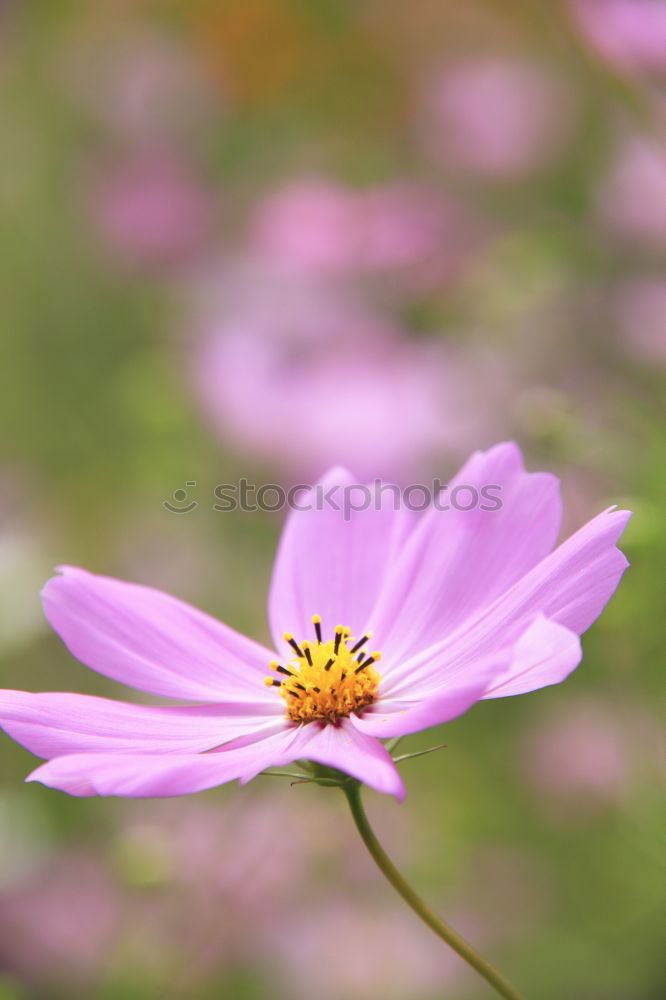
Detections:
0,444,630,801
266,622,382,724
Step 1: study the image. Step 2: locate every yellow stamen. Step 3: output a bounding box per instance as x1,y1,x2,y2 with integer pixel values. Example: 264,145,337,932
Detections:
266,621,382,723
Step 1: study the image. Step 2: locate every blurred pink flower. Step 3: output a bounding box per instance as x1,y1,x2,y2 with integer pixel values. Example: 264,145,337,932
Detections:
190,265,503,480
0,444,629,802
89,150,214,270
249,177,462,283
111,793,323,985
420,58,574,178
0,852,120,986
597,135,666,248
194,322,451,481
616,278,666,365
572,0,666,73
522,699,627,812
134,793,319,907
250,178,360,275
269,896,465,999
0,794,315,993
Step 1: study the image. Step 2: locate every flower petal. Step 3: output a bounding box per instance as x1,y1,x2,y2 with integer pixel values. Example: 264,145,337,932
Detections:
382,508,629,697
371,442,563,665
0,689,282,759
482,616,582,699
351,657,500,738
268,467,413,651
26,720,405,799
26,725,301,797
42,567,276,702
251,718,406,800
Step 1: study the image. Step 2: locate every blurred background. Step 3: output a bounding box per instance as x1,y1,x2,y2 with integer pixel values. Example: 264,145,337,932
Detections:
0,1,664,997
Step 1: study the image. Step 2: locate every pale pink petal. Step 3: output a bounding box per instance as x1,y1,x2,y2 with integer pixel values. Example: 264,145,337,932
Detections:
245,718,406,800
0,689,282,759
42,567,276,702
479,507,631,636
367,615,580,730
482,616,582,698
26,719,404,799
371,442,562,664
26,725,301,797
381,508,629,696
351,657,501,738
268,468,413,653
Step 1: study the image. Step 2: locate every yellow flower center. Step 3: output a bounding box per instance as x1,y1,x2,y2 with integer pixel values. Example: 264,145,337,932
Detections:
264,615,382,723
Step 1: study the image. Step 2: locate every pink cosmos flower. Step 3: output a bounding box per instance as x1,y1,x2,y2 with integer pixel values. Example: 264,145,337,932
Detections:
0,443,630,800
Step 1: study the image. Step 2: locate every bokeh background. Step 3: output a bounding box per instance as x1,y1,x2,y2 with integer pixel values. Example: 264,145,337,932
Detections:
0,2,664,998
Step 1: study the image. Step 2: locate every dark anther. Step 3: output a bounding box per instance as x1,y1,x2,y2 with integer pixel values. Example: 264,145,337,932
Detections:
350,634,369,654
287,637,304,658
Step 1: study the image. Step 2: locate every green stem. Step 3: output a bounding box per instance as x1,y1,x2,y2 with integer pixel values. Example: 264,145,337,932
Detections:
343,782,523,1000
